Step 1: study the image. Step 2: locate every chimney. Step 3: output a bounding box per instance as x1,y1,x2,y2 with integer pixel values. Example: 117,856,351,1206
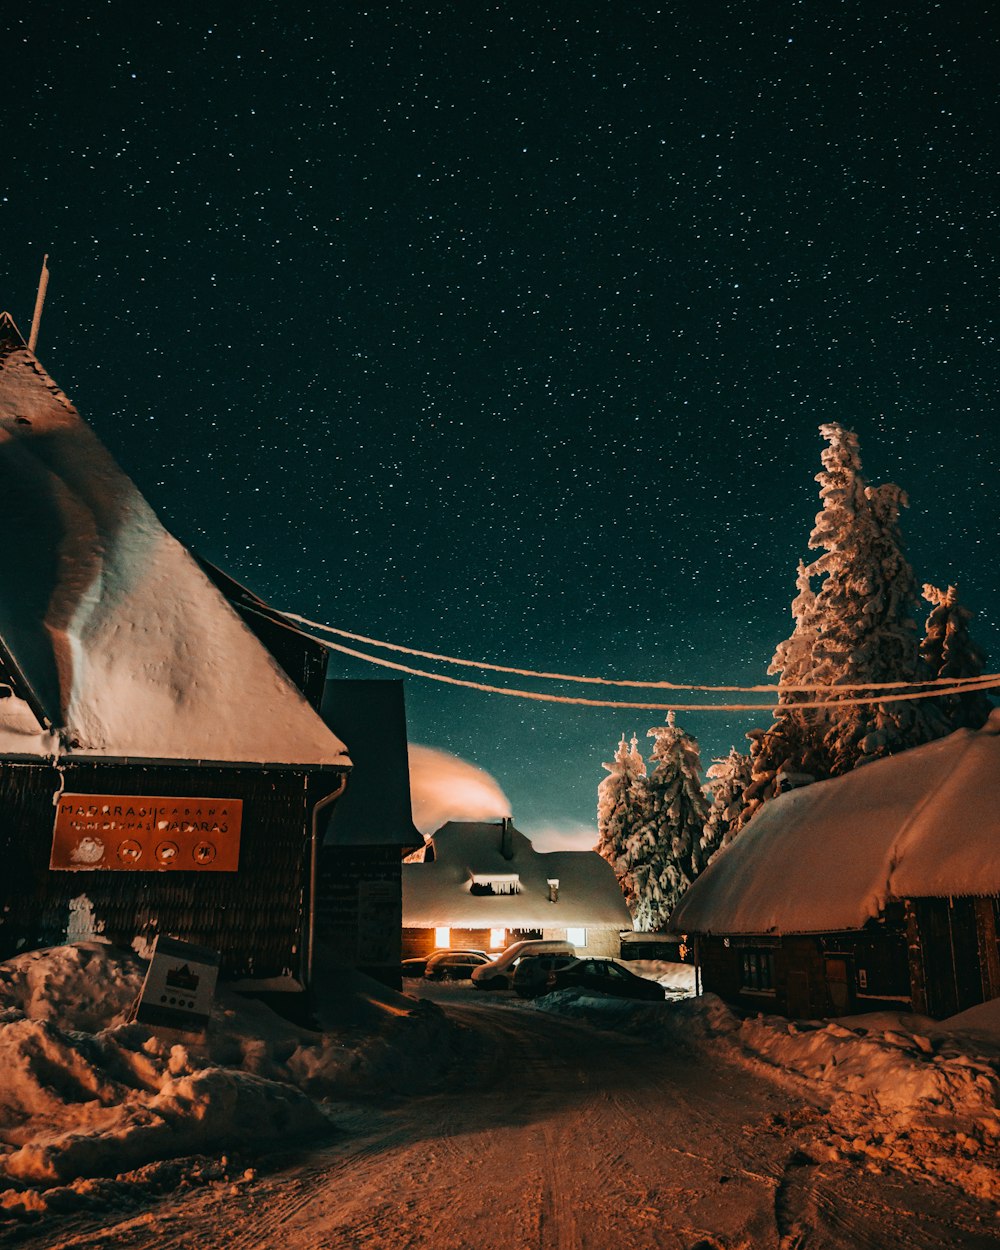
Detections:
500,816,513,861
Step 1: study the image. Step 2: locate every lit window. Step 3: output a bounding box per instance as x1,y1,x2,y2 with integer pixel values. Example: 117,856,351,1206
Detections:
434,927,450,948
567,928,587,948
469,873,520,896
490,927,506,949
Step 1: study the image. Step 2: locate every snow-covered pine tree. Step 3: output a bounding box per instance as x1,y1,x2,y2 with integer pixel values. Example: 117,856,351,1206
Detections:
818,477,948,771
920,584,994,730
747,423,947,810
699,747,752,866
742,560,827,822
618,715,708,931
595,733,646,894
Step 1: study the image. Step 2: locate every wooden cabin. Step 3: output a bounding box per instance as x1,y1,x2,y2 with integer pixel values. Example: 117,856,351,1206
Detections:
670,715,1000,1020
403,818,631,959
0,309,353,994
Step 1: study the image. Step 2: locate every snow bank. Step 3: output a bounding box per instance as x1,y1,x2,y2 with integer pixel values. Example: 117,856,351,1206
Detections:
0,944,458,1222
625,959,697,1000
737,1008,1000,1200
531,989,1000,1202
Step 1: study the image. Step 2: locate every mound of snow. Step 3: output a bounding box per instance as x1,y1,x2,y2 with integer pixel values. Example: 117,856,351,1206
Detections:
624,959,697,999
943,995,1000,1043
0,942,143,1032
0,945,459,1221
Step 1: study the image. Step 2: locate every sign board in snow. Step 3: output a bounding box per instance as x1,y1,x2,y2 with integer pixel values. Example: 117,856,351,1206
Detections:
49,794,243,872
133,934,220,1034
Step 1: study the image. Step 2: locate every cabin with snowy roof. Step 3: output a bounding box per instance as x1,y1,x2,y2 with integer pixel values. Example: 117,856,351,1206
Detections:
669,715,1000,1020
402,818,631,959
0,308,394,994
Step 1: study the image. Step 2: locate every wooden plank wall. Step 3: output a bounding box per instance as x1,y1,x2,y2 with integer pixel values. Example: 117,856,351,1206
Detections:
0,759,339,982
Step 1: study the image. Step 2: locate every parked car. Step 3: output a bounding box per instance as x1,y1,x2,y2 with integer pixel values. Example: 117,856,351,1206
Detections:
423,950,494,981
511,953,580,998
470,939,577,991
401,948,486,979
522,957,666,1001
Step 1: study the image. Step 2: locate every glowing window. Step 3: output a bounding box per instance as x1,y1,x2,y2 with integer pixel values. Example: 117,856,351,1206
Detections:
434,927,450,948
567,928,587,948
469,873,520,896
490,927,506,949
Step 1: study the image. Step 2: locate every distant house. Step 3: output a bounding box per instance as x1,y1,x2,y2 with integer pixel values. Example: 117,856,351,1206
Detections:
0,309,361,995
402,818,631,959
670,714,1000,1020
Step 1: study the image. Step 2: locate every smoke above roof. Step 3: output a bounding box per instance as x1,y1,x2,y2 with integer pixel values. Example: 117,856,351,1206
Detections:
407,744,510,835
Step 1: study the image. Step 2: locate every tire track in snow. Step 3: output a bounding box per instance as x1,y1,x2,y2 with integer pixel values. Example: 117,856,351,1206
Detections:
772,1153,1000,1250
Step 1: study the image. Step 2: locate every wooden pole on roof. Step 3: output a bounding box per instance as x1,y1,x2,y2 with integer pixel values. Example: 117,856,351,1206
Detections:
27,254,50,354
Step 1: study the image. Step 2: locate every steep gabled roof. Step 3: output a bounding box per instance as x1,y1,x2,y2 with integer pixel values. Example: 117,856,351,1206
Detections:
0,314,349,768
670,712,1000,937
403,819,631,928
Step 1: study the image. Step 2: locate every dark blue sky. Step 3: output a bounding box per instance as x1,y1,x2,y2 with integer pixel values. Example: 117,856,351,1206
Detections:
3,3,998,845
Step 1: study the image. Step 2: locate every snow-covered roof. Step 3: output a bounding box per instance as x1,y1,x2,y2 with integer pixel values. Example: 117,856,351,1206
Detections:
0,311,348,768
402,820,631,928
670,713,1000,936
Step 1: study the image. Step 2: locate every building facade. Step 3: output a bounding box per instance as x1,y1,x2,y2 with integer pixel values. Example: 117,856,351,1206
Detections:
403,819,631,959
671,717,1000,1020
0,309,351,991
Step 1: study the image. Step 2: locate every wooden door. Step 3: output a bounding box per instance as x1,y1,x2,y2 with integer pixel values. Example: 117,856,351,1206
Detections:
824,956,852,1015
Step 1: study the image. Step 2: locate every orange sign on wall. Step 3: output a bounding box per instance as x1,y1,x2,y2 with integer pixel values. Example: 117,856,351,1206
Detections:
50,794,243,872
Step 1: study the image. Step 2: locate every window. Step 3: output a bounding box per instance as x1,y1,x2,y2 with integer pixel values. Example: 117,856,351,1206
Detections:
434,927,450,948
469,874,520,896
489,927,506,950
739,948,775,994
567,927,587,948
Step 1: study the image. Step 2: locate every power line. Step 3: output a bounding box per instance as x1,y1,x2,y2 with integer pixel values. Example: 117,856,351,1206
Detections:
280,609,1000,698
312,633,999,713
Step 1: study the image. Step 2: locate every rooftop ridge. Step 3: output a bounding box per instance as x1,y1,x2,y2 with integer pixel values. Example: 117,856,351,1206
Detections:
0,311,27,355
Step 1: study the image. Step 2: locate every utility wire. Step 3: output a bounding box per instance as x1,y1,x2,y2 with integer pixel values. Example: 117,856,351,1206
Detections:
310,632,1000,713
280,609,1000,697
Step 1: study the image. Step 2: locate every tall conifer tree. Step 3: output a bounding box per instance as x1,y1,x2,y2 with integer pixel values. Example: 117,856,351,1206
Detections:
920,584,993,730
596,734,646,904
746,423,950,823
618,715,708,931
700,747,752,867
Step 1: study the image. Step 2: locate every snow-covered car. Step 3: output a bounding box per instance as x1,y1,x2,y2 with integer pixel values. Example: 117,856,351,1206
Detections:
423,951,495,981
527,958,666,1001
401,948,487,978
470,939,577,991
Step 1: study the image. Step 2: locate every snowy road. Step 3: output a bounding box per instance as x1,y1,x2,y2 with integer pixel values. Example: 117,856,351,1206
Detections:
26,991,1000,1250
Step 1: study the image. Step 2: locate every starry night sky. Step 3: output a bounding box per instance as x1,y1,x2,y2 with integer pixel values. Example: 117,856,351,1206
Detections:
4,3,998,847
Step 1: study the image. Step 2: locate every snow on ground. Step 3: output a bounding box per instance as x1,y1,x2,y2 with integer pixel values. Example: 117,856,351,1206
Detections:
4,944,999,1235
530,982,1000,1203
0,944,460,1222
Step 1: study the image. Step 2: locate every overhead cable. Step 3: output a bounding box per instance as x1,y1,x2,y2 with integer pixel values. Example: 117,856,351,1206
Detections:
311,633,1000,713
280,610,1000,697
